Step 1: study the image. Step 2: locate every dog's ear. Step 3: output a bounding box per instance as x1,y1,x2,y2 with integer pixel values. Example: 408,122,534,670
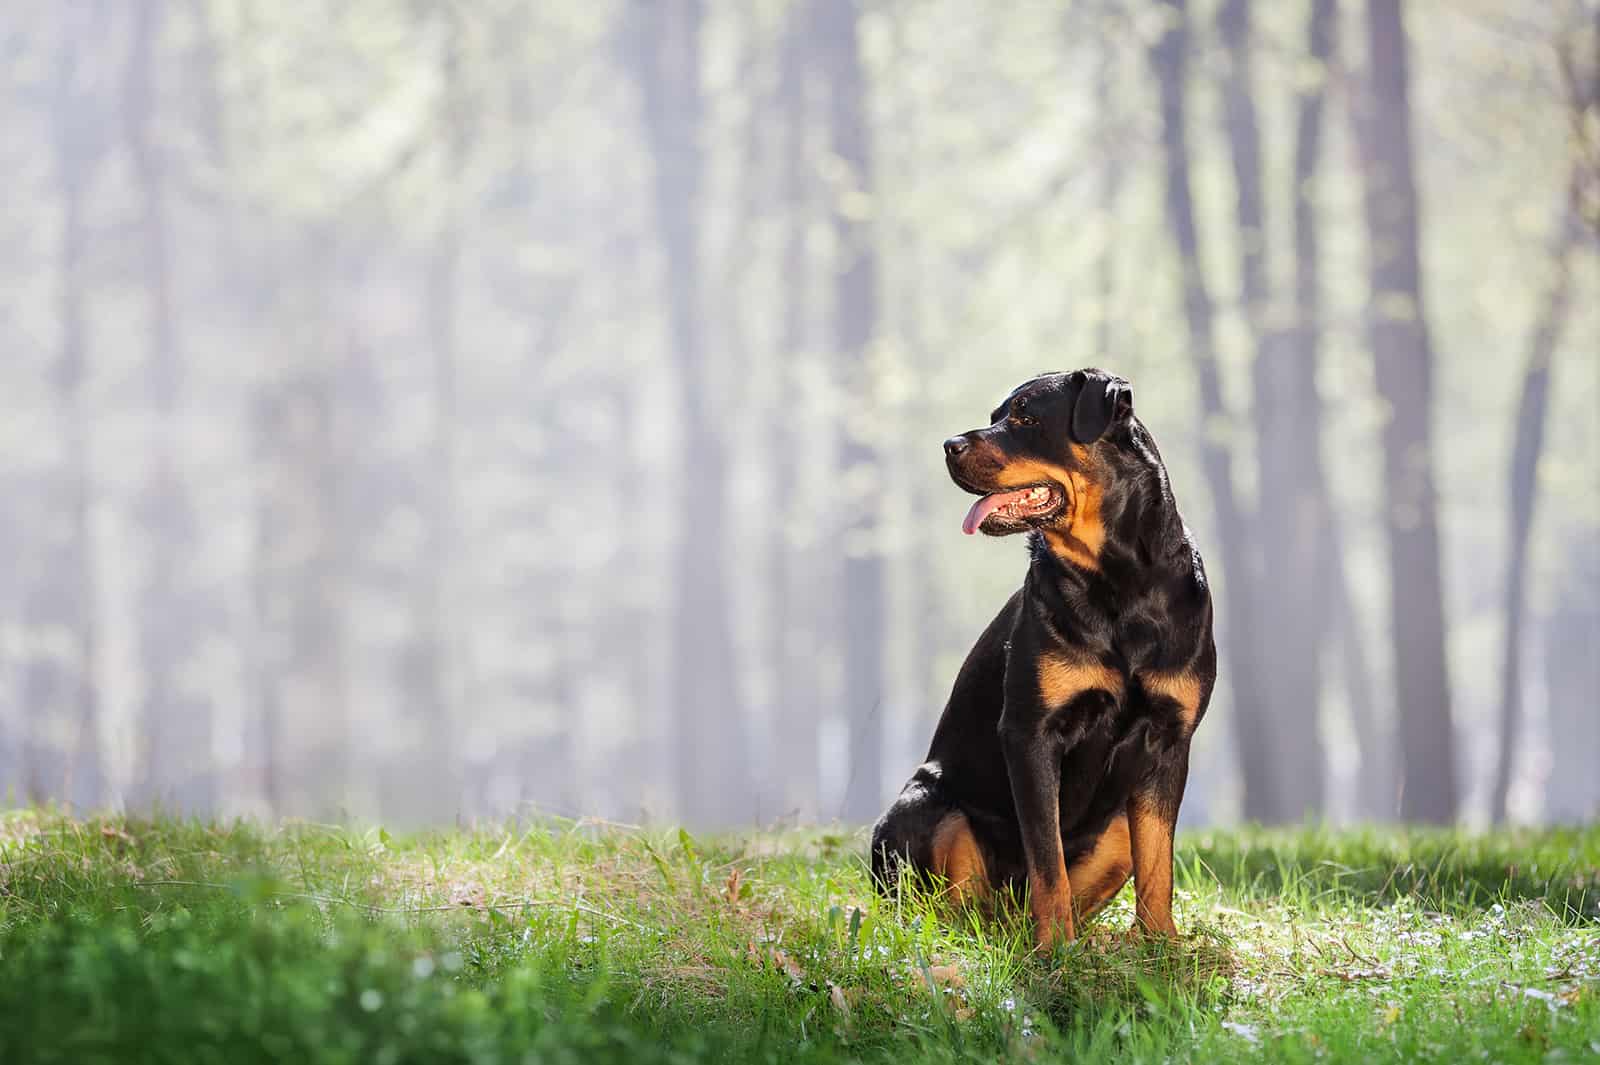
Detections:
1068,371,1133,443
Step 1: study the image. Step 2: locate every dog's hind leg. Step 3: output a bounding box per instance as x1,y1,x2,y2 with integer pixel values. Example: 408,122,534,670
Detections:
870,764,991,904
929,810,990,904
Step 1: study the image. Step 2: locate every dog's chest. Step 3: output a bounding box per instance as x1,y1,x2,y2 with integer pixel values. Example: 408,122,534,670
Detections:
1056,697,1159,824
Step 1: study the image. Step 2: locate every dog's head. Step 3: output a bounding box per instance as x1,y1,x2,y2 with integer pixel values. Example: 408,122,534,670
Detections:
944,369,1144,563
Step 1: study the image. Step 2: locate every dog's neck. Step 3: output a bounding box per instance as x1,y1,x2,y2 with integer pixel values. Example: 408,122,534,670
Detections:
1025,431,1189,622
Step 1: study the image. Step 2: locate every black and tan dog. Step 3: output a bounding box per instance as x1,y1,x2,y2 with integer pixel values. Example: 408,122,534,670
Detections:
870,369,1215,949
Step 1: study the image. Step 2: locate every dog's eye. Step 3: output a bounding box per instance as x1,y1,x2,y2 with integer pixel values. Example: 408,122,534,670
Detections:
1008,402,1037,428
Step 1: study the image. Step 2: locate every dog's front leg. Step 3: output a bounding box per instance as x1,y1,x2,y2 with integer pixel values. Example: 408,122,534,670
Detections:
999,717,1072,949
1127,750,1189,938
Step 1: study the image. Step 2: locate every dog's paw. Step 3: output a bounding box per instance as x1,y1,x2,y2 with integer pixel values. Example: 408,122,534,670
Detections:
1127,918,1180,942
1032,915,1078,953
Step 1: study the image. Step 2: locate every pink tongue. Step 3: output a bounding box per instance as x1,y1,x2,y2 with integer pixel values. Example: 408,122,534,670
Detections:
962,489,1031,535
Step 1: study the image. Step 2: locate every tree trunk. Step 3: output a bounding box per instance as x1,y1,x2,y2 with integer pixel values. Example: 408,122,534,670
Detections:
251,338,341,820
1093,44,1122,361
1325,523,1391,818
1150,0,1277,821
487,25,582,820
633,0,752,825
33,3,103,811
1221,0,1328,820
1288,0,1392,821
397,8,469,823
1354,0,1457,823
249,213,352,821
818,0,886,824
190,0,283,815
1489,184,1582,823
525,292,582,818
1542,542,1599,823
770,0,821,821
126,0,212,814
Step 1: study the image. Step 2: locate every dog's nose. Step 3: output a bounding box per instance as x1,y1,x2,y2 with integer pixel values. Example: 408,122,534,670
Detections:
943,435,971,459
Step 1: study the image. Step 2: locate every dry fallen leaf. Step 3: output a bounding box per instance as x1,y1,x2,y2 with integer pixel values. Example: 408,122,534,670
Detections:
746,943,806,984
927,963,965,989
770,949,806,983
828,982,851,1017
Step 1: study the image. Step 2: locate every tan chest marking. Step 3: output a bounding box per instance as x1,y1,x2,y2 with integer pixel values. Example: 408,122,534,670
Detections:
1038,654,1124,710
1139,670,1204,732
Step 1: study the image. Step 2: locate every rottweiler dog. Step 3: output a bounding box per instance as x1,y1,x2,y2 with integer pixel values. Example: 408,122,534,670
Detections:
870,369,1215,949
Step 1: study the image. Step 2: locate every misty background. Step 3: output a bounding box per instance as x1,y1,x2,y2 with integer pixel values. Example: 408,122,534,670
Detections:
0,0,1595,830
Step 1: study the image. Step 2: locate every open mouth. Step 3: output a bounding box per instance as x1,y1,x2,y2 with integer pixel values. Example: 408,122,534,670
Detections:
961,482,1066,535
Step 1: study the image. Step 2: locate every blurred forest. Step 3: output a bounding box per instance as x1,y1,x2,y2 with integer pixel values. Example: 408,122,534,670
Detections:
0,0,1596,829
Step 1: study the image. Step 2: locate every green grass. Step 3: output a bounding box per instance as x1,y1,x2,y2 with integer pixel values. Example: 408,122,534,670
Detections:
1,811,1597,1063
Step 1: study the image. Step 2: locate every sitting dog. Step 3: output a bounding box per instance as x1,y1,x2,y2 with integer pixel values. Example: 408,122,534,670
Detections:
870,369,1215,948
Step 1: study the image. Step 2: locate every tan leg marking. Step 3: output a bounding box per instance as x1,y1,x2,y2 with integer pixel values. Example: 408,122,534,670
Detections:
930,812,989,904
1066,813,1133,923
1127,799,1178,936
1029,856,1075,949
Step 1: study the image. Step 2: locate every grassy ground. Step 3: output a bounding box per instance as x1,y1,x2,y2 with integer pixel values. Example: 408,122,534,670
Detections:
1,811,1597,1063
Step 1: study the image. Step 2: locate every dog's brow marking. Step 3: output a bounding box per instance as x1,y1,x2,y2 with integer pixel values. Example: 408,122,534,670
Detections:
1141,671,1203,732
1037,654,1123,709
